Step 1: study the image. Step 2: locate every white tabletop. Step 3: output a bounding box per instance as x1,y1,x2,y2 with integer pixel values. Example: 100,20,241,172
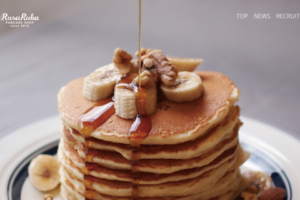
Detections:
0,0,299,138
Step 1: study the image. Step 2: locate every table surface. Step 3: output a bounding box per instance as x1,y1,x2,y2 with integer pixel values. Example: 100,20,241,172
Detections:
0,0,299,138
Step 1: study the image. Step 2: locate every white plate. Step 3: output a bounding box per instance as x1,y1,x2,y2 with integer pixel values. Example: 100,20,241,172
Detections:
0,115,299,200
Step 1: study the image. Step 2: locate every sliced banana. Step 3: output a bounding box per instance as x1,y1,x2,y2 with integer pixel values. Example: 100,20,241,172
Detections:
115,71,157,119
83,64,121,101
28,154,61,192
167,56,203,72
161,71,203,102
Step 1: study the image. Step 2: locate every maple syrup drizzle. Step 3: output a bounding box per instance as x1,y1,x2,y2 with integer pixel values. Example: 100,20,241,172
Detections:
78,102,115,137
128,89,151,200
138,0,142,87
117,73,138,84
128,1,151,198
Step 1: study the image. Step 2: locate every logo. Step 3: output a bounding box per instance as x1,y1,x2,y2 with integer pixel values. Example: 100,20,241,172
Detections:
1,13,39,28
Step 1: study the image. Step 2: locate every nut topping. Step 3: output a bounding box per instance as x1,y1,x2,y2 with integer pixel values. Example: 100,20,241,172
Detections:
243,171,273,195
130,59,139,73
113,48,133,75
244,185,259,194
132,70,153,87
241,191,258,200
143,58,153,68
142,51,178,86
259,187,286,200
135,48,147,58
135,48,162,58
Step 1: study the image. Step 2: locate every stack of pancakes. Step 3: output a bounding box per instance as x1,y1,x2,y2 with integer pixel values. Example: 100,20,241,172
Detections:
57,71,249,200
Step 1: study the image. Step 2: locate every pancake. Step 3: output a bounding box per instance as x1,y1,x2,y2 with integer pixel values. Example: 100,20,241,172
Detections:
58,143,83,181
73,127,238,173
60,167,85,195
58,71,240,145
61,171,239,200
60,131,238,173
61,174,85,200
61,125,77,146
62,165,240,198
59,139,85,169
60,184,77,200
80,156,242,197
83,146,238,185
59,140,244,185
63,105,240,160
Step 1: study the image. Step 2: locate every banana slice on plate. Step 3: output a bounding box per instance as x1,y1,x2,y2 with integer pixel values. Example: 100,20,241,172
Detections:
161,71,203,103
28,154,61,192
167,56,203,72
83,64,121,101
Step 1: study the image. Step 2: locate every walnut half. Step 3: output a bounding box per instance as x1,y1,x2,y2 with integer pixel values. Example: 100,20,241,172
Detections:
142,51,178,86
113,48,133,75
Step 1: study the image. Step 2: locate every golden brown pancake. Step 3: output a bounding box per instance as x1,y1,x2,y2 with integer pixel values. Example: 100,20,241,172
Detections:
58,71,240,145
59,139,241,185
59,145,249,198
59,139,84,169
61,126,77,146
64,106,240,160
61,170,240,200
74,128,239,173
58,144,83,181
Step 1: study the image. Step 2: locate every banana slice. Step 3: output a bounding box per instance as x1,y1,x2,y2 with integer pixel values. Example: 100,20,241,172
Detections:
83,64,121,101
28,154,61,192
161,71,203,102
167,56,203,72
115,71,157,119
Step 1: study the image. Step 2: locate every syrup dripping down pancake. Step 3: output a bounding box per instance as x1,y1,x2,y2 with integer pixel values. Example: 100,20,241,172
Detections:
67,124,239,174
58,140,245,185
60,167,241,199
62,105,241,160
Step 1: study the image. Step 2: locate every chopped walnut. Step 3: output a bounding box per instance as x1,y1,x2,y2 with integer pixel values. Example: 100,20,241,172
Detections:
244,185,259,194
132,70,153,87
130,59,139,73
146,48,162,55
143,58,153,68
142,51,178,86
135,48,162,58
113,48,133,75
241,192,258,200
243,171,273,195
44,194,53,200
135,48,147,58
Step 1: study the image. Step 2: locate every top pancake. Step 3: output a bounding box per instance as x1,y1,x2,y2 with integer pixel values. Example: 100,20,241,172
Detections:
58,71,239,145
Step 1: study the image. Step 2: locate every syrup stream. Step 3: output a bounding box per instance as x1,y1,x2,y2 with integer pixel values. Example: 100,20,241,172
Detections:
128,1,152,199
138,0,142,87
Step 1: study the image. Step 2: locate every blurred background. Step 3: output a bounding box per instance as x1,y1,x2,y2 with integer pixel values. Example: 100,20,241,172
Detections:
0,0,299,137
